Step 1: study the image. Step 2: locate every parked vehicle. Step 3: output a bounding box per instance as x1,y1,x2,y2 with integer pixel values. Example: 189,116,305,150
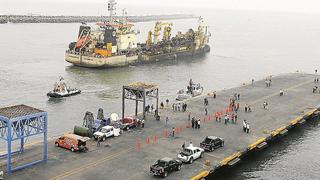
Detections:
93,125,121,141
200,136,224,152
177,145,204,163
120,117,139,130
150,157,182,178
55,133,89,152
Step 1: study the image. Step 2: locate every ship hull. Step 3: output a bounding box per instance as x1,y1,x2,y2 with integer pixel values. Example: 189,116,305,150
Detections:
65,45,210,68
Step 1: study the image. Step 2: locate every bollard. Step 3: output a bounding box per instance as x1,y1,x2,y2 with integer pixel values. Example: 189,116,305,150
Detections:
146,136,150,144
136,139,142,151
187,121,191,128
153,135,158,144
180,125,184,132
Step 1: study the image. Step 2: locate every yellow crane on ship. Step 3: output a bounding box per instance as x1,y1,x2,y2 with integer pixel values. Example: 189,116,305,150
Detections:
146,21,173,48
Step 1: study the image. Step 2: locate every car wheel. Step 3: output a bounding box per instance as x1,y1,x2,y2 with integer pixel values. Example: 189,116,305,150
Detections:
126,126,129,130
189,157,193,164
71,147,75,152
55,142,59,147
177,165,181,171
200,152,204,158
163,171,168,178
221,142,224,147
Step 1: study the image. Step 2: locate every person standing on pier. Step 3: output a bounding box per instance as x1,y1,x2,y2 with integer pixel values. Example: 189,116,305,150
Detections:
237,93,240,100
166,99,169,106
213,91,217,99
142,119,145,128
224,115,228,125
242,120,247,132
172,127,175,137
182,142,185,150
246,123,250,133
205,108,208,116
197,119,201,129
165,117,169,126
251,79,254,86
192,117,195,128
280,89,284,96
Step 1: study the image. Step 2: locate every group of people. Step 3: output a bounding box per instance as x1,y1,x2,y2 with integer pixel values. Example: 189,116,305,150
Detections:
313,86,319,93
204,98,209,106
229,98,240,113
233,93,240,100
244,104,252,113
172,102,187,112
191,117,201,129
265,77,272,87
145,104,154,113
223,113,238,124
263,101,269,110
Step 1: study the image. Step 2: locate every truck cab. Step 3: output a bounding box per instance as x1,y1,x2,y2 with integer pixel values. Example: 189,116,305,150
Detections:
177,145,204,163
93,125,121,141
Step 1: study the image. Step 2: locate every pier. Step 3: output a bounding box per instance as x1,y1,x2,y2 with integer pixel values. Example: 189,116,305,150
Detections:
1,73,320,180
0,14,197,24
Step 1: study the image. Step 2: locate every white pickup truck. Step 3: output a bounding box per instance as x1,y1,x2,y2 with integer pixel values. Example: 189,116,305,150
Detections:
177,145,204,164
93,125,121,141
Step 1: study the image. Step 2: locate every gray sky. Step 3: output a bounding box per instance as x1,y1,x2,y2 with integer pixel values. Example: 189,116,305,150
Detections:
1,0,320,15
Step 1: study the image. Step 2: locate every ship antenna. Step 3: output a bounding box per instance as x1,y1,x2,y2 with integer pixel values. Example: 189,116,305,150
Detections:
108,0,117,24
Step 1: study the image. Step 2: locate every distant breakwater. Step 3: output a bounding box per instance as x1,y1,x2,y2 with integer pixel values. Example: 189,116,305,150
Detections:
0,14,197,24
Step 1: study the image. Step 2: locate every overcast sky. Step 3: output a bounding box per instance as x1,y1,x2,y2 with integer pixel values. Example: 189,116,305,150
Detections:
1,0,320,15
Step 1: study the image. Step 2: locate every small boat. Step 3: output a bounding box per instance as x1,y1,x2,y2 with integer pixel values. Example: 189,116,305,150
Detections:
176,79,203,101
47,77,81,98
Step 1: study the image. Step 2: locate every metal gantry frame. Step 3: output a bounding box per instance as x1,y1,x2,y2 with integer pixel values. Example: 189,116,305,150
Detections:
122,82,159,120
0,105,48,175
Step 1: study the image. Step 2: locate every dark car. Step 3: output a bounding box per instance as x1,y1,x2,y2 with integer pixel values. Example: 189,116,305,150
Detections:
150,157,182,178
200,136,224,152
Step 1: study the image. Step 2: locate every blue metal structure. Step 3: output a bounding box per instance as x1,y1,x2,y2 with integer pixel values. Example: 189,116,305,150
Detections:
0,104,48,175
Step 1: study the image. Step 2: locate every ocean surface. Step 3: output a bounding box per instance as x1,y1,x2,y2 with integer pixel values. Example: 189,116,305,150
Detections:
0,8,320,179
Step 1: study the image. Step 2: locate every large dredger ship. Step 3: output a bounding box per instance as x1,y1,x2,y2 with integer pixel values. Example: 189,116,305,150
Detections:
65,0,211,68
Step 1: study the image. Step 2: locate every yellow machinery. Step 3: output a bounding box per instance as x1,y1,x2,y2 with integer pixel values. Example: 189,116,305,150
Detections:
146,31,152,49
152,21,173,45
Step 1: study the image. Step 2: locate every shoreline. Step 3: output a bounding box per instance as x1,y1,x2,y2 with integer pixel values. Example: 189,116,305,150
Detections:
0,14,197,24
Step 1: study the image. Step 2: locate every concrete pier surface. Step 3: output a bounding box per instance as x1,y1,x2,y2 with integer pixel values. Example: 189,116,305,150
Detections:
1,72,320,180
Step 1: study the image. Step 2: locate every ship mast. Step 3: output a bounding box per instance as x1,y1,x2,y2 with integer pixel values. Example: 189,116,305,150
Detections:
107,0,117,24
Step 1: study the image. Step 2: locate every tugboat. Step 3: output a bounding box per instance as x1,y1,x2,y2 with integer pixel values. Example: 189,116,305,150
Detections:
176,79,203,101
47,77,81,98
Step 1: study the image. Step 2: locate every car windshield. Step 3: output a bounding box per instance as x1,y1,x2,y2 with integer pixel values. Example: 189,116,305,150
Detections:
204,138,213,143
156,160,167,166
181,149,193,156
101,128,109,133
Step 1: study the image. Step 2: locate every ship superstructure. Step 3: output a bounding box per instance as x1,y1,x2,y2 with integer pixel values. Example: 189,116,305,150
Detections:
65,0,211,68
